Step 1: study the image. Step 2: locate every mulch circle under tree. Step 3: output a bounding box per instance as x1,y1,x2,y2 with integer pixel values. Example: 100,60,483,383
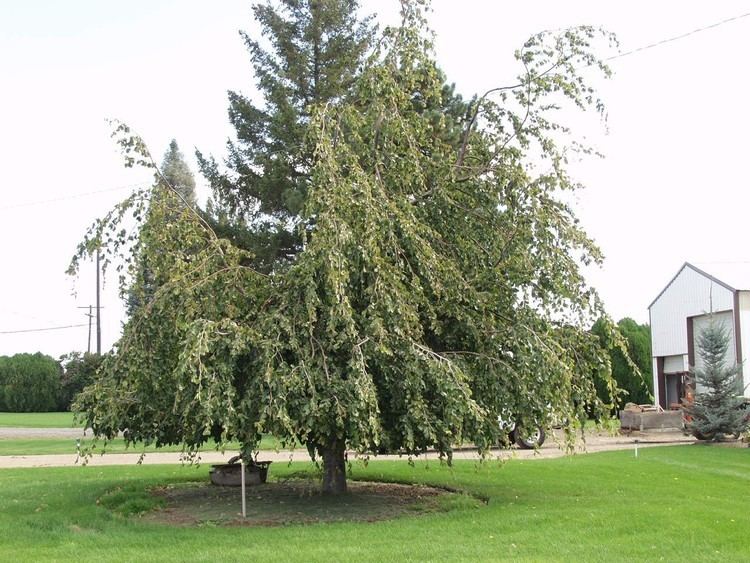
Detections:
142,479,483,527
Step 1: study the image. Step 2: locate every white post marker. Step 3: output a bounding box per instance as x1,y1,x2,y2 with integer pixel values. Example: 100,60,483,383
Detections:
634,439,639,458
240,459,247,518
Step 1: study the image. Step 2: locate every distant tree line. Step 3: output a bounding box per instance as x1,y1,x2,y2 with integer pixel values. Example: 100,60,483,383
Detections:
0,352,101,412
592,317,653,409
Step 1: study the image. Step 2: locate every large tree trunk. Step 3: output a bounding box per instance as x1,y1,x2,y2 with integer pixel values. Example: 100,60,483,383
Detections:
321,439,347,495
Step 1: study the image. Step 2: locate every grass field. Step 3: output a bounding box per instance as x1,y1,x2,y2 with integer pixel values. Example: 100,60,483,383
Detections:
0,412,79,428
0,412,285,455
0,446,747,561
0,436,284,456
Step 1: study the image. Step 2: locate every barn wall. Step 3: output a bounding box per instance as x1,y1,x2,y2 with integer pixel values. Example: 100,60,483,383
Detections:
663,355,687,373
652,356,660,407
691,311,735,372
738,291,750,397
650,266,734,358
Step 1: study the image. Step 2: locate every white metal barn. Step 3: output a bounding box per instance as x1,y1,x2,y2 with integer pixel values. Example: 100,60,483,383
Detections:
648,262,750,410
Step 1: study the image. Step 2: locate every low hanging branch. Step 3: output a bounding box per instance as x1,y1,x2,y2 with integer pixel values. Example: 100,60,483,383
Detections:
455,27,616,177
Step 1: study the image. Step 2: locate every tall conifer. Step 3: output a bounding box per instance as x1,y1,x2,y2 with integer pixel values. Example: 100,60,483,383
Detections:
198,0,375,272
684,321,748,440
162,139,196,205
127,139,197,316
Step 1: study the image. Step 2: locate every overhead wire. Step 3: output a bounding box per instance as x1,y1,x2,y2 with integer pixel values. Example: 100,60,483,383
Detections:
0,307,62,326
606,11,750,62
0,182,148,212
0,323,89,335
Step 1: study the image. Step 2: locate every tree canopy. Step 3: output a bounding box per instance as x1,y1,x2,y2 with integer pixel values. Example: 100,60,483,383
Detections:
592,317,652,408
72,0,621,494
198,0,376,273
0,353,61,412
58,352,104,411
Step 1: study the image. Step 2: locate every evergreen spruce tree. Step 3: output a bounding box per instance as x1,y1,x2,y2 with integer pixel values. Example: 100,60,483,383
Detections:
197,1,471,274
127,139,197,316
197,0,376,272
161,139,196,205
683,321,748,441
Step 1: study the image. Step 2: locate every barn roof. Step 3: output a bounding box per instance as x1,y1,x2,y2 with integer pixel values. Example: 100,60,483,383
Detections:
648,261,750,309
690,262,750,292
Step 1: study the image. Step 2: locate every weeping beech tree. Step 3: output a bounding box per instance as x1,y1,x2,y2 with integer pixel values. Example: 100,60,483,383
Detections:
71,1,622,494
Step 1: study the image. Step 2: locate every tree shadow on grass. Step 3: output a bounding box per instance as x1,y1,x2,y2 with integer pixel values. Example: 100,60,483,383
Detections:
102,476,485,527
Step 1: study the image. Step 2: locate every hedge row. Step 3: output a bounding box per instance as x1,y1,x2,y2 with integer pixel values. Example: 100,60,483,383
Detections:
0,352,101,412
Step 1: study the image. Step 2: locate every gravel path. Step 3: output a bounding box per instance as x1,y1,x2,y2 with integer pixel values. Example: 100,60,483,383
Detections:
0,429,696,469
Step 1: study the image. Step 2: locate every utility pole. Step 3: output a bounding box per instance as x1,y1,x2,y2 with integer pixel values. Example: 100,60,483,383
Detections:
77,305,94,353
78,250,104,355
96,249,102,355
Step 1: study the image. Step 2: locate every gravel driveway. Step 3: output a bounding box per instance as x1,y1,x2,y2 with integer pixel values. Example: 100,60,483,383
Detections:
0,429,696,469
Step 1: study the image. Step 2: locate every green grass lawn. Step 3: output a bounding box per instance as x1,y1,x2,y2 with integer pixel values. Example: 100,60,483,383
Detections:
0,412,286,455
0,435,284,456
0,412,80,428
0,446,747,561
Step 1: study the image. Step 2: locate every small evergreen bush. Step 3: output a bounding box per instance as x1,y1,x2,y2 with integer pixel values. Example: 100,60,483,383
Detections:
683,321,748,441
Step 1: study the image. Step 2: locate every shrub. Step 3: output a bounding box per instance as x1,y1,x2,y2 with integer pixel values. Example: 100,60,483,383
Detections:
683,320,748,441
592,317,652,409
0,353,61,412
58,352,103,411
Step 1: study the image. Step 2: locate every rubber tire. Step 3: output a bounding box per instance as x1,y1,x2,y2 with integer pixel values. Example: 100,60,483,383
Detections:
513,426,546,449
690,429,713,441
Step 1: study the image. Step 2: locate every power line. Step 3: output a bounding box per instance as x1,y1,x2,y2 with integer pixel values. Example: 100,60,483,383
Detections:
0,183,149,212
0,323,88,335
0,307,61,326
607,11,750,62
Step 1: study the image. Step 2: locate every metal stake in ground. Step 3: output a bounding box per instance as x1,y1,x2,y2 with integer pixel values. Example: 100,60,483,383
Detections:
240,458,247,518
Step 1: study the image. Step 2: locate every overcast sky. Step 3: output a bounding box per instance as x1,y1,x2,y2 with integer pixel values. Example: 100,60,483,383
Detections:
1,0,749,358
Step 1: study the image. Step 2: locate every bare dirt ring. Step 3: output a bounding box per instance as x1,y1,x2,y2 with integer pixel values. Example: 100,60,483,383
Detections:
141,479,482,527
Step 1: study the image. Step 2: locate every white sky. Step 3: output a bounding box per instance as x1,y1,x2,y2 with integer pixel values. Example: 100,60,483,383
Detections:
1,0,749,358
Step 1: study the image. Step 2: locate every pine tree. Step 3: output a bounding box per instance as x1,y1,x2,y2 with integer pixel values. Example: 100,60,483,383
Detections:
683,321,748,441
197,0,375,272
126,139,197,316
161,139,196,205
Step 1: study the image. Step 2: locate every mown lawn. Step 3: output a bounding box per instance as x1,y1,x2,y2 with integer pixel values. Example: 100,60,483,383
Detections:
0,412,79,428
0,435,284,456
0,412,286,454
0,446,747,561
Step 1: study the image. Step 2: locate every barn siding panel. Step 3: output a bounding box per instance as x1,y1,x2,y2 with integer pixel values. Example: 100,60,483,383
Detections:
738,291,750,397
691,311,735,373
663,355,686,373
650,266,734,358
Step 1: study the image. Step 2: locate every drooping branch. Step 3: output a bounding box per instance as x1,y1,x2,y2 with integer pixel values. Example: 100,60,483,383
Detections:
455,54,570,170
